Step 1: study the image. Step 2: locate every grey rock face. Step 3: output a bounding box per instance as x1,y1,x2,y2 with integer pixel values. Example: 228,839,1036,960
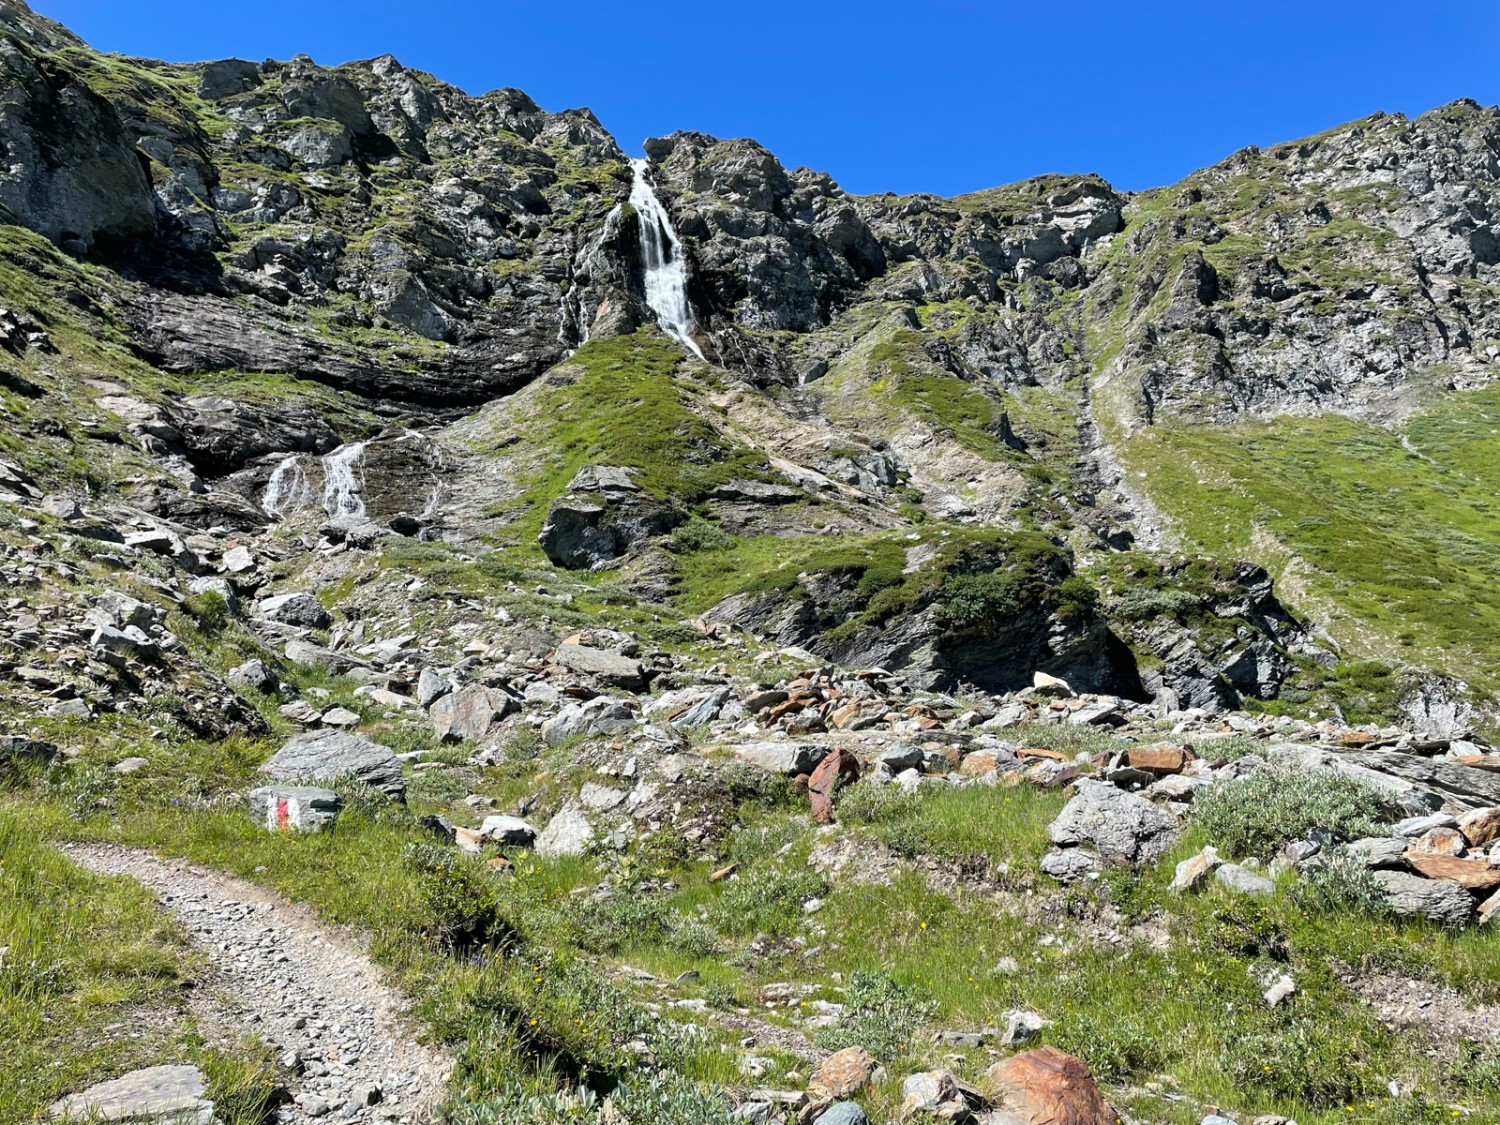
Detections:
538,496,679,570
0,735,59,773
535,804,594,857
259,729,404,798
49,1064,215,1124
1215,863,1276,897
256,592,333,630
478,815,537,847
553,643,648,690
1370,869,1476,927
541,697,639,745
0,34,157,255
430,683,513,742
1046,780,1181,868
228,659,278,693
248,785,342,833
735,741,831,776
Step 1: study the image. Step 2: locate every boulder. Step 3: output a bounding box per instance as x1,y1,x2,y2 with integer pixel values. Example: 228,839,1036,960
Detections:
900,1071,963,1115
1215,863,1276,897
1046,780,1180,869
535,804,594,857
417,667,452,708
541,697,639,746
124,530,198,571
258,729,404,798
1171,846,1222,892
808,747,859,824
984,1047,1118,1125
228,659,278,693
1403,853,1500,891
810,1046,879,1099
256,592,332,629
1344,837,1410,870
50,1064,215,1124
1370,869,1476,927
554,643,648,690
735,741,831,776
248,786,342,833
430,684,513,742
479,816,537,848
813,1104,870,1125
0,736,58,774
284,639,365,674
1459,806,1500,848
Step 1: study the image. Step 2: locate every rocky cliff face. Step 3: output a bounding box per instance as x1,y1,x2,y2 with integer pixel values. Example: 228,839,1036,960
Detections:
0,0,1497,721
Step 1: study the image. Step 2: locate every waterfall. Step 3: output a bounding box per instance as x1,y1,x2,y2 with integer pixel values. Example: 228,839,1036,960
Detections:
629,158,704,360
322,442,369,521
262,455,311,520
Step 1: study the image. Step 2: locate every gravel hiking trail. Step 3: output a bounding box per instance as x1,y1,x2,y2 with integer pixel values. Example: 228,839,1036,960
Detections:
63,843,453,1124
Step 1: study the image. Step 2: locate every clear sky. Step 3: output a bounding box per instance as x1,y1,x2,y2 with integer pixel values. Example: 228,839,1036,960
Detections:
35,0,1500,198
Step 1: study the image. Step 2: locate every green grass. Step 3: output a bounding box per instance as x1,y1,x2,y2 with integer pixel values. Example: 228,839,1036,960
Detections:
0,806,279,1123
1123,386,1500,699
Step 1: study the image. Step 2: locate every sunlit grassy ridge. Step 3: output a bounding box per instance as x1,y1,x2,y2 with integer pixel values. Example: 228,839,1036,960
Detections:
1124,384,1500,699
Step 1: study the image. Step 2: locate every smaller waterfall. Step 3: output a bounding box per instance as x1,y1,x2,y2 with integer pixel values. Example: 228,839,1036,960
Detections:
262,455,311,520
322,442,369,521
629,158,704,360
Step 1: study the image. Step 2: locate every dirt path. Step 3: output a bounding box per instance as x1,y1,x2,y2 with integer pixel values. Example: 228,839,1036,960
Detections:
63,844,452,1124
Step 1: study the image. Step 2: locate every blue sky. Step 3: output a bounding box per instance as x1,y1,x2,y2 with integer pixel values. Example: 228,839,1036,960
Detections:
37,1,1500,197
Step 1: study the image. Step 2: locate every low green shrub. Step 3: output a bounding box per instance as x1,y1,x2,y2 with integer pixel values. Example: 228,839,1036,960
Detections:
708,868,828,937
404,843,517,953
813,972,935,1061
1192,766,1394,859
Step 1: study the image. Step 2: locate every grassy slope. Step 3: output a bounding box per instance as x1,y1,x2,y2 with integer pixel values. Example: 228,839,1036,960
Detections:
0,807,279,1123
1123,385,1500,698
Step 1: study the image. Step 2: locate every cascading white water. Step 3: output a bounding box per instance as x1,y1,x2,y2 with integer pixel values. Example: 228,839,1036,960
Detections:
322,442,369,520
629,158,705,360
262,455,311,520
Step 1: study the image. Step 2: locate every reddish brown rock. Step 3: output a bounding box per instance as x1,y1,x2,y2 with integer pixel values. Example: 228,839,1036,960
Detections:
1127,745,1195,774
1459,807,1500,848
961,750,1002,776
1018,747,1068,762
809,1045,878,1099
1404,853,1500,890
985,1047,1120,1125
1410,826,1468,857
808,747,860,824
828,702,864,730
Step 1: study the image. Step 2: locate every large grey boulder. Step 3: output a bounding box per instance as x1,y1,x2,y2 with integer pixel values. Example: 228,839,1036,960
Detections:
1215,863,1275,897
735,741,831,776
538,495,678,570
430,684,514,742
0,736,58,773
256,592,332,630
228,659,278,693
50,1064,216,1124
541,697,639,746
479,816,537,847
248,786,342,833
1045,780,1180,872
535,804,594,857
554,643,648,690
1343,837,1410,870
1370,870,1476,927
646,685,732,729
258,729,404,798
